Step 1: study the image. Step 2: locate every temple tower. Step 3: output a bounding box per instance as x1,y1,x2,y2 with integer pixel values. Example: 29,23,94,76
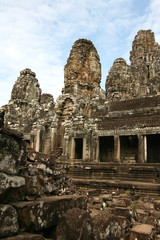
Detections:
64,39,101,97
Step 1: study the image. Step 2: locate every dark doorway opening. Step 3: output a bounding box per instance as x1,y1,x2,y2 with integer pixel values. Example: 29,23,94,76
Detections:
99,136,114,162
74,138,83,159
120,135,138,162
147,134,160,163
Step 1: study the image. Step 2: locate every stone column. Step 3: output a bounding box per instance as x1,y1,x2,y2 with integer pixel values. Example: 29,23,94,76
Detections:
144,135,147,162
138,135,144,163
30,135,34,149
96,137,99,162
51,128,55,151
83,138,86,160
71,137,75,160
35,129,41,152
114,136,120,162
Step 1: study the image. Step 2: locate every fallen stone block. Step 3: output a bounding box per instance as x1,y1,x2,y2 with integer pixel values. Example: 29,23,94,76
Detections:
111,198,128,207
19,166,56,198
13,195,87,231
92,211,130,240
135,209,149,223
0,172,25,195
56,208,94,240
0,204,19,238
135,200,154,213
130,224,154,240
110,206,131,219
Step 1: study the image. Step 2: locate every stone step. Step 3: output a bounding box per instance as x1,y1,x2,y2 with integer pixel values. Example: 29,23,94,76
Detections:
72,178,160,195
63,163,160,183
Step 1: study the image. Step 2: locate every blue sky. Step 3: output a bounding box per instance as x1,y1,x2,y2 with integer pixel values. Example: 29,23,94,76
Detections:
0,0,160,106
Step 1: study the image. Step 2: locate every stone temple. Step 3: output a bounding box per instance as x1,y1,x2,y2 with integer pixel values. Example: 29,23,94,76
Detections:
2,29,160,165
1,29,160,239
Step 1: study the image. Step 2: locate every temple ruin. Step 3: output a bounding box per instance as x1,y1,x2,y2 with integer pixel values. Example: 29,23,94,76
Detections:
1,29,160,239
2,29,160,165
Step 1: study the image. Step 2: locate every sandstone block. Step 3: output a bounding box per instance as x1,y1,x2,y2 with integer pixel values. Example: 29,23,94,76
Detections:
56,208,93,240
0,172,25,195
110,206,131,219
0,130,26,175
19,166,56,198
13,195,87,231
130,224,154,240
0,204,19,238
92,211,130,240
135,209,149,223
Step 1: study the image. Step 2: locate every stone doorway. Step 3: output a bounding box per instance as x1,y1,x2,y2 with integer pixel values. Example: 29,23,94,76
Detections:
74,138,83,159
147,134,160,163
99,136,114,162
120,135,138,163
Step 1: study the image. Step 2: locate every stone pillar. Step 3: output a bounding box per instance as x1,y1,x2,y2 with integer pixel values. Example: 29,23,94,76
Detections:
114,136,120,162
144,135,147,162
51,128,55,151
138,135,144,163
30,135,34,149
71,137,75,160
35,129,41,152
83,138,86,160
96,137,99,162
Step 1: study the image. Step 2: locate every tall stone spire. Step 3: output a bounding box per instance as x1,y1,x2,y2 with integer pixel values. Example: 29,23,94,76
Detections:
11,68,41,103
130,29,160,64
106,30,160,101
64,39,101,96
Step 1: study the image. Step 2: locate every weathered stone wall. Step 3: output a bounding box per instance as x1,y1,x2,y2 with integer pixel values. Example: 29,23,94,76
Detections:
0,124,84,239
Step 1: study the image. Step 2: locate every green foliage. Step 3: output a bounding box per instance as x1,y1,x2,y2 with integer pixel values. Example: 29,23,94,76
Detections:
131,201,135,211
125,189,130,196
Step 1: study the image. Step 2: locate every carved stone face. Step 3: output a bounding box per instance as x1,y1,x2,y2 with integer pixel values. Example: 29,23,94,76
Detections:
106,30,160,101
64,39,101,96
11,68,41,103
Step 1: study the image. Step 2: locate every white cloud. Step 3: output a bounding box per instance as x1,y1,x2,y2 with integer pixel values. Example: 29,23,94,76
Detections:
0,0,159,107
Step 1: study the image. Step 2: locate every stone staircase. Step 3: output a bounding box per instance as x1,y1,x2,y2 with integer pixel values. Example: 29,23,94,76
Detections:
56,160,160,195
